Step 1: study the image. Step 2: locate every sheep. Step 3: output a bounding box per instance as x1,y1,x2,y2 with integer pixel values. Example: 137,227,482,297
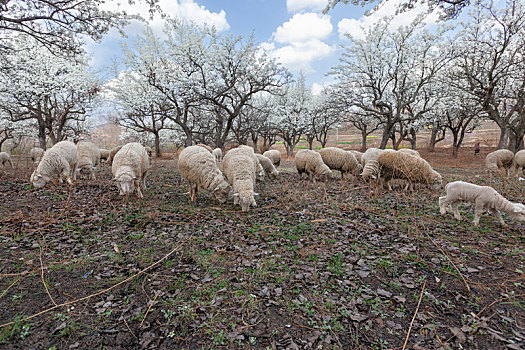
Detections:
145,146,153,157
178,145,232,203
376,151,442,191
262,150,281,167
348,150,363,165
238,145,265,181
0,152,13,168
360,148,386,182
398,149,421,158
75,141,101,180
29,147,44,163
30,141,77,188
512,150,525,177
361,148,383,167
195,143,214,153
295,149,332,181
212,148,223,163
223,146,259,211
107,145,123,165
255,154,279,180
318,147,362,179
111,142,150,198
439,181,525,227
99,149,110,162
485,149,514,174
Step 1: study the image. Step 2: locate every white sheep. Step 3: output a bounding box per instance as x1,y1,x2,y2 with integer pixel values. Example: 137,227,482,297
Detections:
145,146,153,157
223,146,259,211
295,149,332,181
348,150,363,165
111,142,150,198
30,141,77,188
107,145,123,165
319,147,362,179
398,149,421,158
178,145,232,203
239,145,265,181
99,149,110,162
75,141,101,180
255,154,279,180
212,148,223,163
195,143,214,153
377,151,442,191
439,181,525,226
360,148,388,181
262,150,281,167
485,149,514,174
0,152,13,168
361,148,383,167
29,147,45,163
512,150,525,177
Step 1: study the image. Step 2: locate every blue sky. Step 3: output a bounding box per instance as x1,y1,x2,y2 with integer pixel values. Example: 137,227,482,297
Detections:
86,0,441,93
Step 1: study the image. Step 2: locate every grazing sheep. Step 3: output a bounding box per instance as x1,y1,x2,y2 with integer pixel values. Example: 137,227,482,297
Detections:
377,151,442,191
112,142,150,198
195,143,213,153
238,145,265,181
29,147,45,163
212,148,223,163
361,148,383,167
99,149,110,162
75,141,101,180
319,147,362,179
439,181,525,226
107,145,123,165
512,150,525,177
398,149,421,158
255,154,279,180
485,149,514,174
348,150,363,165
295,149,332,181
223,146,259,211
178,145,232,203
0,152,13,168
361,159,381,182
30,141,77,188
263,150,281,167
145,146,153,157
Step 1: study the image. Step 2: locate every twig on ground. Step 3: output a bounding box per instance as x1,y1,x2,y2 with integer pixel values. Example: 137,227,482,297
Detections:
39,238,57,306
140,291,160,328
402,280,426,350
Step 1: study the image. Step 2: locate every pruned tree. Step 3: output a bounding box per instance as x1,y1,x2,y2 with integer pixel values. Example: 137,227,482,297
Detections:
307,87,343,149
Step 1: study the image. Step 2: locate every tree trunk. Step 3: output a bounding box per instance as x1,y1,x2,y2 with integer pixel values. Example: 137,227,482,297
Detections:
361,130,367,152
409,128,417,150
498,126,510,149
307,135,314,150
428,127,445,152
154,132,161,157
380,128,391,149
451,130,459,157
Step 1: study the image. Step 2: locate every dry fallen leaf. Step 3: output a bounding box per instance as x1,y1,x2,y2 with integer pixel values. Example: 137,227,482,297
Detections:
113,243,120,254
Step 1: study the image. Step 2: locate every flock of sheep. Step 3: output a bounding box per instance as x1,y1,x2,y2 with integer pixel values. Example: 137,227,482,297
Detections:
1,141,524,227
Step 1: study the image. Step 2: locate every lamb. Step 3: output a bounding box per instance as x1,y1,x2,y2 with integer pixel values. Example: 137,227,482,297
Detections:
99,149,110,162
398,149,421,158
376,151,442,191
75,141,101,180
0,152,13,168
439,181,525,226
255,154,279,180
178,145,232,203
318,147,362,179
111,142,150,198
262,150,281,167
107,145,123,165
295,149,332,181
29,147,45,163
512,150,525,177
348,150,363,165
223,146,259,211
30,141,77,188
212,148,223,163
485,149,514,174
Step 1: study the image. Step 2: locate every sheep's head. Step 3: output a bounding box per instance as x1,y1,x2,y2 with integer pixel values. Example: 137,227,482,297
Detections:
319,167,333,182
233,191,258,211
256,170,265,182
78,166,92,179
270,169,280,179
353,163,363,176
115,173,136,196
213,182,232,203
430,171,443,190
30,171,50,188
510,203,525,222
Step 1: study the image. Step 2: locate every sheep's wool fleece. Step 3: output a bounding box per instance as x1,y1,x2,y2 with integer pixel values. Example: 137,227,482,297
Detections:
255,154,278,176
295,150,331,177
485,149,514,169
112,143,149,179
195,144,213,153
263,150,281,166
178,146,228,192
444,181,517,214
361,148,383,166
30,147,44,161
99,149,110,160
513,150,525,168
108,145,123,165
77,141,101,168
0,152,11,162
377,151,440,184
34,141,77,178
319,147,361,175
348,151,363,165
398,149,421,158
223,147,257,190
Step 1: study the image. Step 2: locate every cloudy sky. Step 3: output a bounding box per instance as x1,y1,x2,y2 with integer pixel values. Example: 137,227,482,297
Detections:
86,0,441,93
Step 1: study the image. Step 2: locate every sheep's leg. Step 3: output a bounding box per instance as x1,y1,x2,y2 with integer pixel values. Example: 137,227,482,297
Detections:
9,160,13,168
438,196,449,215
491,209,507,227
142,173,147,190
91,168,96,180
136,185,144,199
450,201,461,220
473,200,484,226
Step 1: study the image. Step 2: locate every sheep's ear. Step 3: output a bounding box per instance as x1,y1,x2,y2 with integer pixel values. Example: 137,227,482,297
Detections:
253,192,260,196
232,193,239,198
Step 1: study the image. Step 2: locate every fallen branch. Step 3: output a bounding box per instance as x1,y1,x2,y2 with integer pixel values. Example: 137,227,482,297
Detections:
402,280,426,350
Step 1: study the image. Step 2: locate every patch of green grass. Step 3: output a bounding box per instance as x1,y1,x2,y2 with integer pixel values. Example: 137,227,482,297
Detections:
0,316,30,344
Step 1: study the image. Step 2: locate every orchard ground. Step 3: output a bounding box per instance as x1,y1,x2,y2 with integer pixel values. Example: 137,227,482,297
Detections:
0,147,524,349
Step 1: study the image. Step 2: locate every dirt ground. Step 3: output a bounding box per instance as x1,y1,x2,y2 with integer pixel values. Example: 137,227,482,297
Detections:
0,148,524,350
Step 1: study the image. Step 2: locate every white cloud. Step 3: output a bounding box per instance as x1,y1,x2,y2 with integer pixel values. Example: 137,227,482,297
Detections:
267,39,335,73
338,0,441,40
287,0,328,13
274,13,332,44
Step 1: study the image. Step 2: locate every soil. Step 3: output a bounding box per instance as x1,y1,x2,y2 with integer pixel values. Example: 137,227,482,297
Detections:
0,147,524,350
